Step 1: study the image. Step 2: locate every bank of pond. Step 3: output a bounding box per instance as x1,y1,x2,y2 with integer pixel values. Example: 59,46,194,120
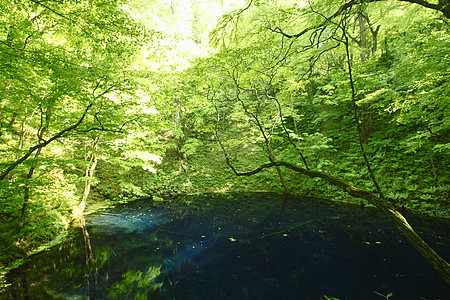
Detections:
2,193,449,299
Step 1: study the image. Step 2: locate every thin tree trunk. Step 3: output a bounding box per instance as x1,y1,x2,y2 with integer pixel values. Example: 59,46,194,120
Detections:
267,142,289,193
77,153,98,214
75,137,99,216
358,11,367,62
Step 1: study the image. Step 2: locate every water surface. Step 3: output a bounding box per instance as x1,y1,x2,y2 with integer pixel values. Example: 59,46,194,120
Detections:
3,193,450,299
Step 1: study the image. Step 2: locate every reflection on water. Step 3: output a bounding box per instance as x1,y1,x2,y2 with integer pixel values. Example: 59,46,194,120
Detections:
87,211,168,234
3,194,450,299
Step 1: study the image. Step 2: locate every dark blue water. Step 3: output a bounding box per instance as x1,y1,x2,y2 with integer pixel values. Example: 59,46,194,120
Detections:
2,193,450,299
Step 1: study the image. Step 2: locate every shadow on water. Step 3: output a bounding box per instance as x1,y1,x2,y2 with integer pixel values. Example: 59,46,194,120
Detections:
2,193,450,299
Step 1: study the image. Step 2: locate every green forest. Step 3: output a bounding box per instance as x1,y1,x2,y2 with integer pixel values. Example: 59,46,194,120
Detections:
1,0,449,291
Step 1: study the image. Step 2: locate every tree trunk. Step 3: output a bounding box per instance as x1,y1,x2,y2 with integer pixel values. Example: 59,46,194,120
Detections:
358,11,367,62
267,142,289,193
440,0,450,18
371,24,380,55
77,153,98,214
74,137,99,216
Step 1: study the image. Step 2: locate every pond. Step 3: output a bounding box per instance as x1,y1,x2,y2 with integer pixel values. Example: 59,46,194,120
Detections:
2,193,450,299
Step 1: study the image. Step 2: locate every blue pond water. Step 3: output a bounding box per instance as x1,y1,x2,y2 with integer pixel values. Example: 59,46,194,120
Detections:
3,193,450,299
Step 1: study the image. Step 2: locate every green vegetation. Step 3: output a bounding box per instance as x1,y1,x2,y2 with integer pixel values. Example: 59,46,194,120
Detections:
1,0,449,288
